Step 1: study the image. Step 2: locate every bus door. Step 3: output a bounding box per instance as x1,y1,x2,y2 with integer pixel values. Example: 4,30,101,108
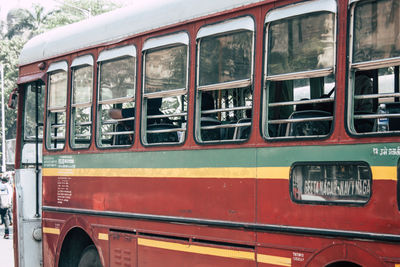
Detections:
14,80,44,267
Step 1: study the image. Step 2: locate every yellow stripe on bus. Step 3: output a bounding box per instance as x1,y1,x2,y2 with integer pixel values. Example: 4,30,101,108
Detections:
137,238,255,261
43,227,60,235
42,167,286,179
257,254,292,266
98,233,109,241
371,166,397,180
42,166,397,180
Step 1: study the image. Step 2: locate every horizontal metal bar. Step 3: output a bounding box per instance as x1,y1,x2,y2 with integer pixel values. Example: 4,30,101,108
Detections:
147,128,185,134
266,68,333,81
201,106,251,115
147,112,187,119
98,96,134,105
103,117,134,125
102,131,134,136
48,107,66,113
352,57,400,71
71,102,92,108
75,121,92,126
144,88,187,98
354,113,400,119
269,98,333,108
354,93,400,100
201,122,251,130
268,116,333,124
198,79,252,91
50,136,65,140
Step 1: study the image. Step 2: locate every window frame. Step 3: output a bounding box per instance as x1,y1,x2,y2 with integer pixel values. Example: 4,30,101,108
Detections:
195,16,256,144
95,45,137,149
347,0,400,136
290,161,372,206
262,2,337,141
141,32,189,146
45,61,68,151
69,54,94,150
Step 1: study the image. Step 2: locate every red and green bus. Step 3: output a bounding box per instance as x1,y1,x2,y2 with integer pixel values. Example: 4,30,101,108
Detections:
12,0,400,266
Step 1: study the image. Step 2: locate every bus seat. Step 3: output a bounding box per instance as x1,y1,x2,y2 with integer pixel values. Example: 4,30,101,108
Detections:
286,110,331,136
386,103,400,131
201,117,221,141
233,118,251,139
147,123,179,144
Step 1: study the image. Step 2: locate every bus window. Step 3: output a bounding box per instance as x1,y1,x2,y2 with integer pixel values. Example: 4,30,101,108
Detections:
141,32,188,145
25,83,44,141
96,46,136,147
196,16,254,143
46,61,68,150
70,55,93,149
349,0,400,135
263,0,336,139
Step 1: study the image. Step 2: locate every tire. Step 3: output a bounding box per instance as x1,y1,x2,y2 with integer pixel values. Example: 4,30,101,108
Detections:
77,245,102,267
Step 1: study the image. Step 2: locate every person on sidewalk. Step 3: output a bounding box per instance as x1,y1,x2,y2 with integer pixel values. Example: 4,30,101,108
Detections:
0,176,12,239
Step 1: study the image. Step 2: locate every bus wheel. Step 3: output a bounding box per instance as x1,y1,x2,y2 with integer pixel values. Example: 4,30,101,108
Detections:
77,245,102,267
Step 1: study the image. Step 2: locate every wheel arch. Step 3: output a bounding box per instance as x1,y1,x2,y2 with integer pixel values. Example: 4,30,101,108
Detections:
56,216,104,267
305,242,385,267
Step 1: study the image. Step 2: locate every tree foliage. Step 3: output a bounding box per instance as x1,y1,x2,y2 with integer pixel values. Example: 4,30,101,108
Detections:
0,0,122,142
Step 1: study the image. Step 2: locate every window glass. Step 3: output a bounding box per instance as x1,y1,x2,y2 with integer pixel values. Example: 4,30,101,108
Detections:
49,71,68,108
97,56,136,147
47,70,67,150
142,43,188,145
71,64,93,148
199,31,252,86
268,12,335,76
264,11,336,139
291,162,372,204
144,45,187,94
350,0,400,135
24,83,44,140
99,57,135,101
196,29,254,143
353,0,400,63
351,68,400,133
73,66,92,104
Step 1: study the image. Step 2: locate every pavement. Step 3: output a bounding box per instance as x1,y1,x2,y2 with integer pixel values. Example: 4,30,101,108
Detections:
0,224,14,267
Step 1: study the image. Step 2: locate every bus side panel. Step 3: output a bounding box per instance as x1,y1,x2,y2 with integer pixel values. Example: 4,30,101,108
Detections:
42,175,256,223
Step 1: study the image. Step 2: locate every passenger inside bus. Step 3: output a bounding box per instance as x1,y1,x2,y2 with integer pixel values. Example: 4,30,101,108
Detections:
353,70,374,133
109,98,165,144
200,92,221,141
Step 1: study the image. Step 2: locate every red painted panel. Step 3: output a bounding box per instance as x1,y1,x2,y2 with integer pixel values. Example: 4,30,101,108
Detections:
43,176,256,222
257,179,400,235
110,232,137,267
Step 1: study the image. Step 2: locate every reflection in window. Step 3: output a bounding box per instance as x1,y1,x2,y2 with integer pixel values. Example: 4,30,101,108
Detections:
268,12,335,76
353,0,400,63
142,43,188,145
199,31,252,86
350,0,400,134
197,29,254,142
47,70,67,149
264,11,336,139
291,162,372,204
24,83,44,140
71,64,93,148
97,56,136,147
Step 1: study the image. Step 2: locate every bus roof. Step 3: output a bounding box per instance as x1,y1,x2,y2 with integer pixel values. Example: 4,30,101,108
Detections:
19,0,265,66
